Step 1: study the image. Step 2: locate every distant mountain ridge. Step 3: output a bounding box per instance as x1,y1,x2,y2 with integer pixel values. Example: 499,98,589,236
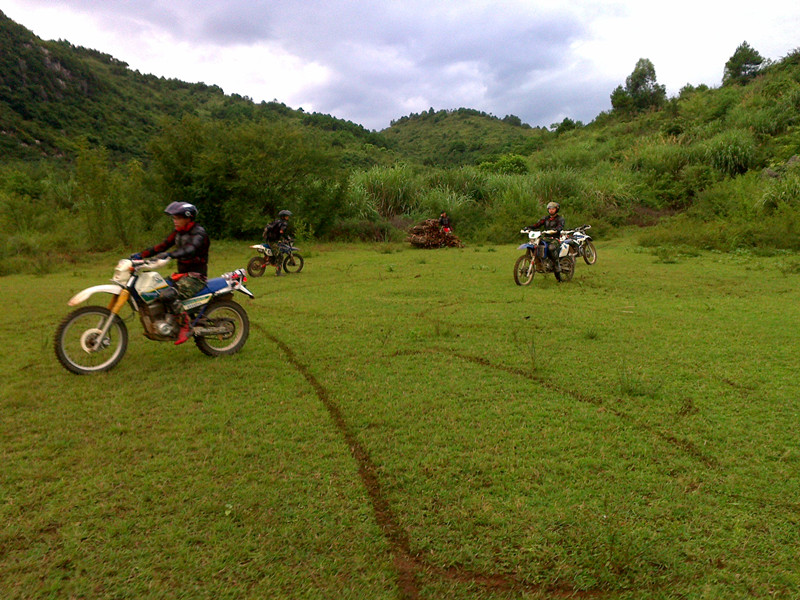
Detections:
0,10,394,164
0,10,551,167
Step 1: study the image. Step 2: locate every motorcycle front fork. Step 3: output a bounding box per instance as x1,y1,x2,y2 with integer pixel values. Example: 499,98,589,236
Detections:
89,290,130,351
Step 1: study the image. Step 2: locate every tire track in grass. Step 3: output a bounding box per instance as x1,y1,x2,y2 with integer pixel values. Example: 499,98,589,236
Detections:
262,329,611,599
395,348,719,469
263,330,420,600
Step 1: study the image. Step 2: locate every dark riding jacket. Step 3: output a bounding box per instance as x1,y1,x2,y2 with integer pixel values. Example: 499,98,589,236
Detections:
529,213,565,237
263,219,289,243
141,223,210,277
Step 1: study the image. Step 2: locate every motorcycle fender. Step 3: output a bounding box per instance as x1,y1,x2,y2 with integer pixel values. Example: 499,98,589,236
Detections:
68,284,123,307
237,285,255,299
517,243,536,250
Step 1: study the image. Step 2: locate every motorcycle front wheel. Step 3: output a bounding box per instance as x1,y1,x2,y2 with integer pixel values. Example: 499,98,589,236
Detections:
513,254,534,286
282,253,304,274
247,256,267,277
194,299,250,357
54,306,129,374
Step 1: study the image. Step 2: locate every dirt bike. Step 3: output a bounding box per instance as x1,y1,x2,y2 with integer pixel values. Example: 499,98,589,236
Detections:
55,257,254,375
247,239,304,277
513,229,575,285
562,224,597,265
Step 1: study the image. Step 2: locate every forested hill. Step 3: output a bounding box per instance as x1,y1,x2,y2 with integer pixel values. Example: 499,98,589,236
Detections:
382,108,549,167
0,10,389,164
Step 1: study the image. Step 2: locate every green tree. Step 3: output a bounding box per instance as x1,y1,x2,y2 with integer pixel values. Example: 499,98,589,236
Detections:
149,116,343,238
723,41,765,86
611,58,667,113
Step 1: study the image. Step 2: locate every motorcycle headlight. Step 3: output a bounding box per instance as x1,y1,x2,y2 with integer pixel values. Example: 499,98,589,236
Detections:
112,259,133,285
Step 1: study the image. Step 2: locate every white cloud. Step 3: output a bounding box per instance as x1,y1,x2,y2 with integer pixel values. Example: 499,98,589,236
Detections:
3,0,800,130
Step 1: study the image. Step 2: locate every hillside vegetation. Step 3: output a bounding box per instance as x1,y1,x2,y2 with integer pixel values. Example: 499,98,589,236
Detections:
1,8,799,274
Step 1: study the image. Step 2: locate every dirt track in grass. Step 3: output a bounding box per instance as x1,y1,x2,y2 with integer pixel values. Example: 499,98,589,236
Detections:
264,328,623,599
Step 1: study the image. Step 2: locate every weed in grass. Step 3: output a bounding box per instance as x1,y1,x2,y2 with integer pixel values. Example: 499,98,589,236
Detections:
585,328,599,340
652,246,678,263
528,335,536,371
618,361,662,398
677,397,700,417
777,258,800,275
432,320,452,338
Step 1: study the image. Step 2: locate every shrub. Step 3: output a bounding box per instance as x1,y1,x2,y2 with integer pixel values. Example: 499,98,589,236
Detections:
424,167,497,203
704,129,757,177
349,165,421,218
478,154,529,175
761,166,800,213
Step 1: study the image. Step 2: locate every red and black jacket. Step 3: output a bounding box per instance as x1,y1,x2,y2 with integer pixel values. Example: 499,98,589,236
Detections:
529,214,565,238
141,222,210,277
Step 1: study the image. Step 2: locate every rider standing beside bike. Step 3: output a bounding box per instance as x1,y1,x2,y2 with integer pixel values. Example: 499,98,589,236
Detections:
528,201,565,275
262,210,292,276
131,201,210,345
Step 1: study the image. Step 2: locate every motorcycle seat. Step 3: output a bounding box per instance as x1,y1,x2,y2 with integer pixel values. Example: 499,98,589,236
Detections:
194,277,229,297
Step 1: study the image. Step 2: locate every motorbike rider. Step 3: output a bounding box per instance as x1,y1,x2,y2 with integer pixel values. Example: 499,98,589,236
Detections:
131,201,210,345
528,201,566,276
438,210,452,233
262,210,292,276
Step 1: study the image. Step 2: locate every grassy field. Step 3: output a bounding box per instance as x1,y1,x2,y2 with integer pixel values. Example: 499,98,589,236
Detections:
2,236,799,599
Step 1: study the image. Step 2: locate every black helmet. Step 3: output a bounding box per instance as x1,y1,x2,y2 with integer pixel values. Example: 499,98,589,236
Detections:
164,201,198,219
278,210,293,218
546,202,560,212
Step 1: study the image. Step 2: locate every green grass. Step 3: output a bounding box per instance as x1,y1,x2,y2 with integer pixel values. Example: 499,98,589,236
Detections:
2,237,799,599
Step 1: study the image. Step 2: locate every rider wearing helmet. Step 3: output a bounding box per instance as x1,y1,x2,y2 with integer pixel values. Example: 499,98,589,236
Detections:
262,210,293,276
528,201,566,277
131,201,210,344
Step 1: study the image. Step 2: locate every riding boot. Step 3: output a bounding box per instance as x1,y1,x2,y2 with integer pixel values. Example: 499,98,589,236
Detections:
174,312,193,345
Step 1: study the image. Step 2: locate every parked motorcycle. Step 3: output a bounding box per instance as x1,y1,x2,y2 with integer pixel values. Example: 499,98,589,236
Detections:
562,224,597,265
247,239,304,277
55,257,254,375
513,229,575,285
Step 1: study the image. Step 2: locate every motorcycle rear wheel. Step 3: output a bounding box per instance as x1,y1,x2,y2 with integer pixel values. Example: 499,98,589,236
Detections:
582,241,597,265
247,256,267,277
282,253,304,274
514,254,534,286
55,306,129,374
194,299,250,357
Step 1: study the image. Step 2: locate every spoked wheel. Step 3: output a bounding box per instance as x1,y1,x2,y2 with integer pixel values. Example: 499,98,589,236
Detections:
194,299,250,357
247,256,267,278
514,254,534,286
582,241,597,265
282,253,304,274
54,306,129,374
555,257,575,282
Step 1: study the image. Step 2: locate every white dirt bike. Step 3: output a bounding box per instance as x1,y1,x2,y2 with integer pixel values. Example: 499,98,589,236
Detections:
513,229,575,285
562,224,597,265
54,257,254,375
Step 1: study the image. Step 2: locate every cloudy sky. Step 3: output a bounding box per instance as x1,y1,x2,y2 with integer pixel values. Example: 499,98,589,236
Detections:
4,0,799,131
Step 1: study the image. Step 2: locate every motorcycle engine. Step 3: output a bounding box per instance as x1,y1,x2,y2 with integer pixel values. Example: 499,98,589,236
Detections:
155,314,177,336
144,302,177,336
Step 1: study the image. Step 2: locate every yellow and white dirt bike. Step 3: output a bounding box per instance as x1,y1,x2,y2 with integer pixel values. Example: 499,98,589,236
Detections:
54,257,254,375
